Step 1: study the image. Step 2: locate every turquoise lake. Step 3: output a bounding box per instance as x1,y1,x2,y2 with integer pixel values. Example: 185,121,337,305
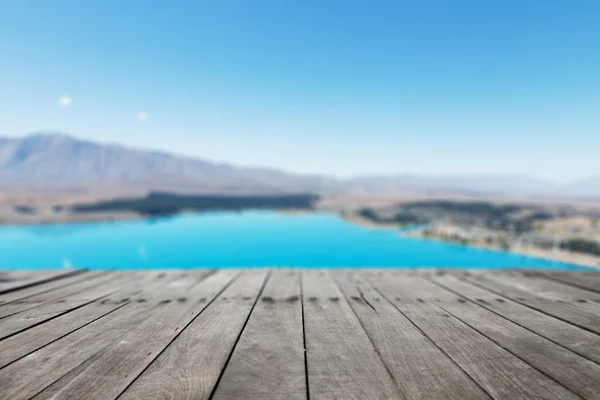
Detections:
0,211,591,270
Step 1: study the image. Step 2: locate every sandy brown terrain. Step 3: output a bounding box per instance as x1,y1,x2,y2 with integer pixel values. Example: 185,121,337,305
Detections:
407,227,600,270
536,216,600,241
319,193,600,212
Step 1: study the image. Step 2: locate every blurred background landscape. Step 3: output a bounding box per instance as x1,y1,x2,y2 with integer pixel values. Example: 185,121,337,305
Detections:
1,132,599,268
1,1,599,268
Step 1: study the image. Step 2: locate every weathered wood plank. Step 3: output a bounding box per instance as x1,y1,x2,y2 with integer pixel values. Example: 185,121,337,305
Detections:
1,268,599,400
0,272,166,369
367,273,580,400
488,270,600,304
302,270,401,400
332,270,489,400
0,271,192,400
32,270,237,400
0,303,160,400
118,269,269,400
0,272,124,339
0,271,111,319
536,270,600,294
212,269,306,400
430,272,600,365
0,270,85,295
458,271,600,334
0,270,93,306
422,274,600,399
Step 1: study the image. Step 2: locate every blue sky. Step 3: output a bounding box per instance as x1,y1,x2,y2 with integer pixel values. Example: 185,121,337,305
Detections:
1,1,599,182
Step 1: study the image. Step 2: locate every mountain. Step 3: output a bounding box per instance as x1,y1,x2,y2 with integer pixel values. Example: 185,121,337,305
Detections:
0,133,343,195
565,176,600,197
345,174,561,196
0,133,597,198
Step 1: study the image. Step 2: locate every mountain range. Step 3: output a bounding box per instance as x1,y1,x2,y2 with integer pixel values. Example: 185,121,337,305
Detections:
0,133,598,198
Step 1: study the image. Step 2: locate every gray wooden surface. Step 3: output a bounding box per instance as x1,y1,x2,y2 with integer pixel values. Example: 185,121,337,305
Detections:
119,269,268,400
366,272,580,400
302,270,402,399
212,269,307,400
0,268,599,400
331,270,489,400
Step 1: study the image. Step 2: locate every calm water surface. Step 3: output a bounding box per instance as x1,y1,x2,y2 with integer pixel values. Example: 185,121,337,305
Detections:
0,211,591,270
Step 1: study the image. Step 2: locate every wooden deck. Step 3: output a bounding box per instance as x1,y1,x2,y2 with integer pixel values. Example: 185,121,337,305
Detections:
1,268,600,399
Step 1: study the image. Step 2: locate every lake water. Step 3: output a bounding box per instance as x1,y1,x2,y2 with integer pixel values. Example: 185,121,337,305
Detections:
0,211,591,270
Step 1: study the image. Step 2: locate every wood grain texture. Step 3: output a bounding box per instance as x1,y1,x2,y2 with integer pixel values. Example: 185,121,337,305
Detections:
0,301,162,400
212,269,307,400
458,271,600,334
0,271,169,369
1,269,600,400
488,270,600,304
368,273,580,400
0,299,125,369
0,270,84,295
32,270,238,400
536,270,600,294
0,271,112,319
0,270,92,306
0,272,124,339
332,270,490,400
423,274,600,399
118,269,269,400
430,272,600,365
302,269,402,400
0,271,186,400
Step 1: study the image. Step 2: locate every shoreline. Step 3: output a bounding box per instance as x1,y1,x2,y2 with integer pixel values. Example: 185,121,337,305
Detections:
405,228,600,270
1,206,599,271
0,211,144,227
0,208,321,227
0,193,321,227
340,210,600,270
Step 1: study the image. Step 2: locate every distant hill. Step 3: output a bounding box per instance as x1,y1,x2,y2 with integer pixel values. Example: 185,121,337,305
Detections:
565,176,600,197
344,174,561,197
0,133,342,195
0,133,597,198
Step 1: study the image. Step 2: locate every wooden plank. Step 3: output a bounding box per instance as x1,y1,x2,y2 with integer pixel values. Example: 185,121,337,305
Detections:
0,272,124,339
0,271,111,319
0,271,194,400
422,274,600,399
212,269,306,400
488,270,600,304
118,269,269,400
458,271,600,334
331,270,490,400
367,272,580,400
0,270,93,306
0,303,162,400
0,270,85,295
301,270,401,400
0,272,167,369
430,273,600,365
0,300,127,369
32,269,238,400
536,270,600,294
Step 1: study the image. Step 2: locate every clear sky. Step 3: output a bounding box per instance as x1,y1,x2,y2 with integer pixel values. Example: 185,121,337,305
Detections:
1,1,599,182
